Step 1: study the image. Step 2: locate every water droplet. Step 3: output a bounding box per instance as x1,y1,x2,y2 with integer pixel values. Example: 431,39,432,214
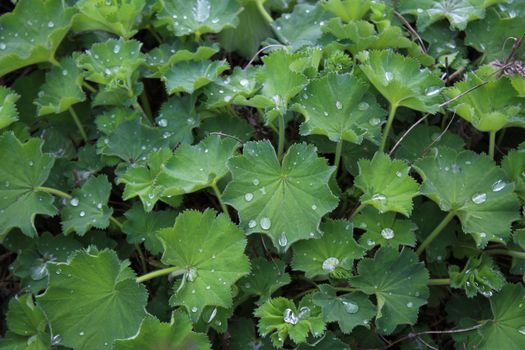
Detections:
186,267,198,281
278,233,287,247
193,0,211,22
491,180,506,192
79,331,84,336
211,17,220,24
239,78,249,87
298,306,310,318
518,326,525,335
48,21,55,28
369,118,381,126
283,308,298,325
191,306,198,313
381,228,395,240
28,161,34,166
471,192,487,204
79,211,86,217
51,334,62,345
208,307,217,323
252,178,260,186
342,300,359,314
358,102,369,111
425,86,441,96
157,118,168,127
113,45,120,54
384,71,393,82
480,232,487,238
31,264,48,280
372,193,387,203
322,257,340,272
224,95,232,102
248,220,257,228
70,198,79,207
260,217,271,230
244,192,254,202
335,101,343,110
0,43,6,50
406,302,413,308
367,239,375,246
311,204,317,210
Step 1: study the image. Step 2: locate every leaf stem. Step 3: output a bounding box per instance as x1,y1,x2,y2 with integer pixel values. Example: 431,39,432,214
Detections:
82,81,97,93
136,266,185,283
349,203,366,219
211,182,230,219
35,186,72,200
139,89,153,121
416,211,455,256
132,101,152,126
134,244,148,273
335,286,358,292
109,216,123,230
485,249,525,259
428,278,450,286
68,107,88,143
380,103,398,153
488,131,496,160
334,139,343,173
255,0,273,23
277,113,286,161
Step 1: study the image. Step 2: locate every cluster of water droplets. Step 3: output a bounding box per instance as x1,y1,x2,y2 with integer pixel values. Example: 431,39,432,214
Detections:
322,257,340,272
283,306,310,325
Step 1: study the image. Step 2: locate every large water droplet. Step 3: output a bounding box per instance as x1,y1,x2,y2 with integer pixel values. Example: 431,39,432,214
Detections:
79,211,86,217
157,118,168,127
260,217,271,230
471,192,487,204
518,326,525,335
191,306,198,313
70,198,79,207
372,193,387,203
342,300,359,314
240,79,249,87
491,180,506,192
369,117,381,126
252,178,260,186
208,307,217,323
48,21,55,28
248,220,257,228
322,257,340,272
278,233,287,247
113,44,120,54
244,192,254,202
51,334,62,345
283,308,298,325
0,43,6,50
358,102,369,111
406,302,413,308
186,267,198,282
381,228,394,240
425,86,441,96
31,264,48,280
335,101,343,110
298,306,310,319
385,71,393,82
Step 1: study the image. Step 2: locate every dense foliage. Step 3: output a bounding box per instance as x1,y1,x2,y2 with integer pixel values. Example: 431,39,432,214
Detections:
1,0,525,349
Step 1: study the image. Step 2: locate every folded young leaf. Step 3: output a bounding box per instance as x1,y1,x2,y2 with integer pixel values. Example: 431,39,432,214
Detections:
0,86,20,130
501,143,525,202
449,255,505,298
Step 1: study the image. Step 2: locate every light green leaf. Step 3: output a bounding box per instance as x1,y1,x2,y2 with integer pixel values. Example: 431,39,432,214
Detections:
501,143,525,202
321,0,371,21
203,66,258,109
413,147,521,245
157,135,238,196
449,255,505,298
0,0,76,77
61,175,113,236
292,219,364,278
37,249,148,350
95,107,140,135
35,57,85,116
358,50,444,112
293,72,385,144
155,0,242,37
354,152,419,216
0,133,56,239
353,207,417,249
163,60,229,94
223,141,339,250
74,0,145,38
113,312,211,350
155,95,201,147
254,296,325,348
0,86,20,129
239,257,291,304
158,209,250,321
312,284,375,334
118,148,172,212
350,247,430,335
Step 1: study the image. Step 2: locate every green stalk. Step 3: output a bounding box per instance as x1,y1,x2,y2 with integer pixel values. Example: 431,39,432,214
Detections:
488,131,496,160
349,203,366,219
379,103,398,153
35,186,72,200
416,211,456,256
485,249,525,259
277,113,285,161
255,0,273,23
82,81,97,93
139,89,153,121
334,139,343,173
109,216,123,230
428,278,450,286
136,266,185,283
211,182,230,219
68,107,88,143
134,244,148,273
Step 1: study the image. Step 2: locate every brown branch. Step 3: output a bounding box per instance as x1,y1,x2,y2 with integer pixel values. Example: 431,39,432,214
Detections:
394,10,427,53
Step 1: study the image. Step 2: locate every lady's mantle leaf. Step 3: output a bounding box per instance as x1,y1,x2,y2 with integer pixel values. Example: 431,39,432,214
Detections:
0,0,76,77
254,296,325,348
350,248,430,335
157,135,239,196
155,95,201,147
158,209,250,321
74,0,146,39
0,86,20,130
321,0,371,21
240,257,291,304
445,73,525,132
37,249,148,350
0,133,56,239
312,284,375,334
203,66,258,109
449,255,505,298
163,60,229,94
155,0,242,37
353,207,417,249
501,143,525,202
358,50,443,112
293,73,386,144
113,312,211,350
61,175,113,236
292,219,364,278
35,57,86,116
354,152,419,216
223,141,339,250
413,147,521,245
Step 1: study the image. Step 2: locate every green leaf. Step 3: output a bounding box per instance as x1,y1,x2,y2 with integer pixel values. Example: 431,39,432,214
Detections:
254,296,325,348
74,0,146,38
37,249,148,350
162,60,229,94
203,66,259,109
292,219,365,278
0,294,50,350
0,133,56,239
445,73,525,132
155,95,201,146
122,203,177,255
350,247,430,335
413,147,521,245
322,0,371,21
95,107,140,135
223,141,339,250
292,72,386,144
158,209,250,321
0,86,20,129
501,143,525,202
0,0,76,77
239,257,291,304
353,207,417,249
155,0,242,37
312,284,375,333
449,255,505,298
35,56,86,116
61,175,113,236
113,312,211,350
118,148,172,212
157,135,239,196
354,152,419,216
358,50,444,112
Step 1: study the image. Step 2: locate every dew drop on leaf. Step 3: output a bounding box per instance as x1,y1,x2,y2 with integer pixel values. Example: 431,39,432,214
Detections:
385,71,393,82
471,192,487,204
358,102,369,111
335,101,343,110
191,306,198,313
322,257,340,272
381,228,395,240
260,217,271,230
519,326,525,336
208,307,217,323
79,211,86,217
51,334,61,345
252,178,260,186
406,302,413,308
283,308,298,325
342,300,359,314
298,306,310,318
278,232,287,247
491,180,506,192
70,198,79,207
244,192,254,202
248,220,257,228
